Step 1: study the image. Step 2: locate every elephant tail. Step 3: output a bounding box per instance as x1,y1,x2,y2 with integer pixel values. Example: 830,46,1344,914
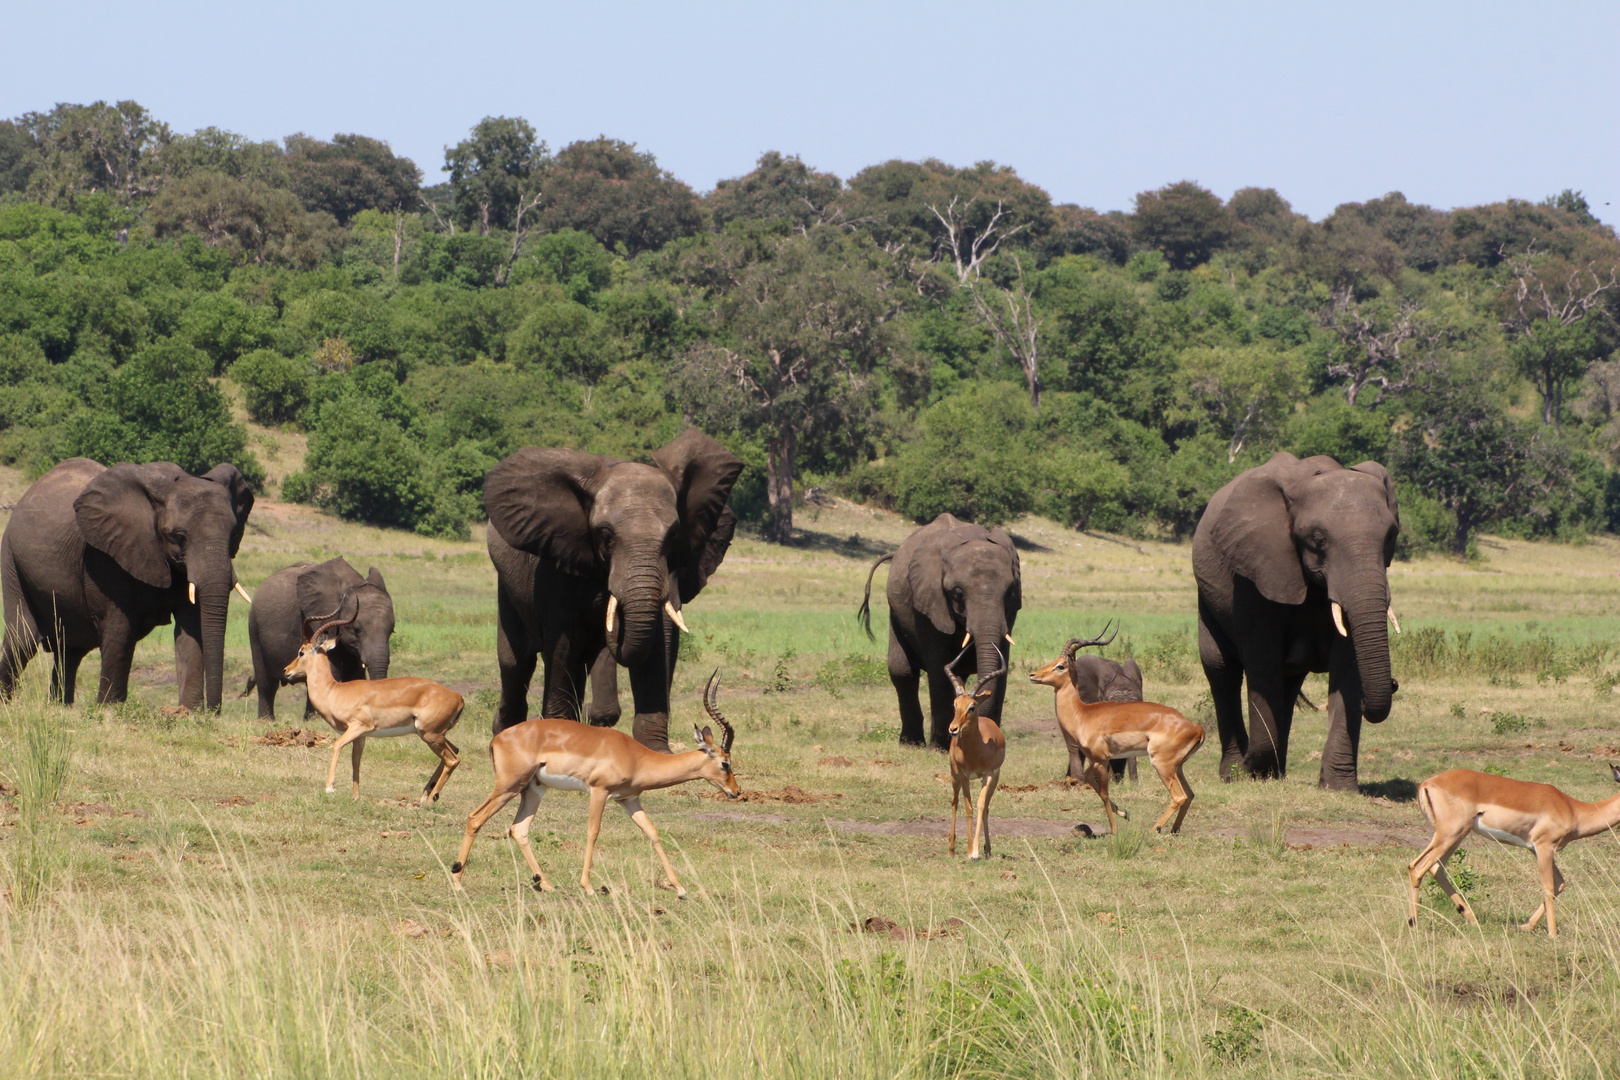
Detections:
238,674,256,699
1295,688,1327,712
857,552,895,642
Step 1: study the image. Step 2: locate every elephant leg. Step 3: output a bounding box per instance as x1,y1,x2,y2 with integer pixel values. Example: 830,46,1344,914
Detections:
1321,644,1364,792
96,611,138,705
628,620,676,754
174,605,205,712
248,628,277,721
55,648,88,706
889,627,925,747
586,647,622,727
925,664,958,752
1244,673,1304,779
1199,615,1247,782
494,590,538,733
0,546,40,701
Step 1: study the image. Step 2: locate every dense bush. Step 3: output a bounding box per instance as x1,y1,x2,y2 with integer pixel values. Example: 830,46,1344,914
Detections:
230,348,311,424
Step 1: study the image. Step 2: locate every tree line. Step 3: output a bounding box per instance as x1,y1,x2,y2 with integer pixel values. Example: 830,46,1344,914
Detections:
2,99,1617,556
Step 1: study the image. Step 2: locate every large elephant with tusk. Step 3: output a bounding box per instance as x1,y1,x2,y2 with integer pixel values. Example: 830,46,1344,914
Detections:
1192,452,1401,791
0,458,254,710
483,429,743,752
859,514,1021,750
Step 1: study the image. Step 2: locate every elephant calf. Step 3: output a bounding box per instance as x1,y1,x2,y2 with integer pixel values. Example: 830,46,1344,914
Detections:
243,558,393,720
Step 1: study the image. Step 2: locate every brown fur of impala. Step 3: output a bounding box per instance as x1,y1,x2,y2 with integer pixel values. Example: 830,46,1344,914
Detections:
1029,623,1206,835
282,613,464,806
1408,765,1620,937
451,669,740,898
946,644,1006,860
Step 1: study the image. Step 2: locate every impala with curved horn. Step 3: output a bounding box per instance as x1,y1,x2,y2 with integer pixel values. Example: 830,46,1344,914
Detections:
1029,623,1207,835
282,594,463,806
451,669,741,898
945,643,1007,860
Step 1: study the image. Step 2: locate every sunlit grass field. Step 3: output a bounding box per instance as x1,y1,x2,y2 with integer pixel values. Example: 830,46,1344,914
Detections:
3,483,1620,1078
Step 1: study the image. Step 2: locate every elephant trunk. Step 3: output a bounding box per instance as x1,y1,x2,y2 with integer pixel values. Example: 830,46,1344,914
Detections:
972,622,1008,686
1347,595,1393,722
361,639,390,681
197,580,231,713
609,542,669,668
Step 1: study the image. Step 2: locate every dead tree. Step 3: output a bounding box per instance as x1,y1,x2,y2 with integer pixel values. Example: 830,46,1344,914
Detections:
1318,287,1441,406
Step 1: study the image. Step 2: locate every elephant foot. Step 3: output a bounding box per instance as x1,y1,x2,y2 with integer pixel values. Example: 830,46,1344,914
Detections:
586,708,622,728
898,733,925,748
632,712,672,754
1317,770,1359,793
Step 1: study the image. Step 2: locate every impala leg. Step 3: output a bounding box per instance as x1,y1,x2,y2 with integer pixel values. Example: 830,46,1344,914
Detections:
1430,859,1478,926
1170,764,1195,833
620,796,686,899
1088,758,1118,836
350,737,366,799
1522,859,1565,933
1406,829,1471,926
325,725,367,795
949,774,964,856
580,786,609,895
451,786,522,889
1149,754,1189,833
418,733,461,807
507,782,553,892
973,771,998,860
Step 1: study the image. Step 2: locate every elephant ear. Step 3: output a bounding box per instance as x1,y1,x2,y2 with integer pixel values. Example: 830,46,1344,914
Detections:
986,525,1023,615
1350,460,1400,519
484,448,611,576
296,558,362,627
1119,659,1144,701
201,463,255,557
907,518,960,635
1206,456,1308,606
653,428,744,596
365,566,388,596
73,463,186,589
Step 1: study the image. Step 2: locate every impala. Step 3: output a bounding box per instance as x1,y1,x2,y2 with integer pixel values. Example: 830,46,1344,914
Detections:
450,669,740,897
282,603,464,806
946,644,1007,860
1029,623,1206,835
1407,765,1620,937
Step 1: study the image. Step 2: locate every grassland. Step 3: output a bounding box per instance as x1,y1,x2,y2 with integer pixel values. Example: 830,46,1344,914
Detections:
2,481,1620,1079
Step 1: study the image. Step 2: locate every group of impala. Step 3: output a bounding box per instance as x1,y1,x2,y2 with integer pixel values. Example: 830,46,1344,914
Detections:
286,586,1619,937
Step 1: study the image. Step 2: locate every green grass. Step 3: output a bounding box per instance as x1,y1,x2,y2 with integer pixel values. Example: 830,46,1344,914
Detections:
3,495,1620,1077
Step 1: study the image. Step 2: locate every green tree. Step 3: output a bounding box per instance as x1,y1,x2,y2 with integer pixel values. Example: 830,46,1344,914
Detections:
19,100,172,210
59,339,260,480
1498,246,1616,424
540,137,704,254
283,133,422,223
891,382,1036,526
1170,345,1304,462
708,151,842,231
146,172,339,268
230,348,311,424
1130,181,1232,270
444,116,545,234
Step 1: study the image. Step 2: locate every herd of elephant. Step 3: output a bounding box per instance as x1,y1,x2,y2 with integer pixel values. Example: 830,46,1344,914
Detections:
0,432,1400,794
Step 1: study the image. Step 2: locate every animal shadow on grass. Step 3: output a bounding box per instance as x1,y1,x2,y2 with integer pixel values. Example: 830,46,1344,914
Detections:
1359,778,1419,802
1006,532,1051,553
784,528,891,559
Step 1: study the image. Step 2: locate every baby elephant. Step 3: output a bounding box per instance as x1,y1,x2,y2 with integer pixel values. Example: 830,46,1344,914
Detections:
242,558,393,720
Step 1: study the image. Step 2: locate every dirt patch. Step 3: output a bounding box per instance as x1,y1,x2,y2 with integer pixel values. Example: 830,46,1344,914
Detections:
379,830,411,840
214,796,255,808
394,919,454,939
818,756,854,767
827,817,1086,838
705,785,843,804
254,727,331,748
850,914,965,941
689,811,790,825
57,802,148,823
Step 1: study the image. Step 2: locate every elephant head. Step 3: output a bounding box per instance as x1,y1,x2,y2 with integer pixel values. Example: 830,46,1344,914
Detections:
1205,452,1399,720
72,461,254,711
296,559,393,679
484,429,743,667
911,516,1022,685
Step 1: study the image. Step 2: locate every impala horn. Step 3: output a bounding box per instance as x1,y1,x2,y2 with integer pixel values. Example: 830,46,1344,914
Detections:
1064,620,1119,668
946,643,971,696
703,668,735,752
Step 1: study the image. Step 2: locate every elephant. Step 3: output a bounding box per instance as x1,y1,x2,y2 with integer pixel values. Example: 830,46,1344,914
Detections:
1192,451,1400,791
1068,653,1145,783
0,457,254,711
859,514,1021,750
483,428,743,753
241,558,393,720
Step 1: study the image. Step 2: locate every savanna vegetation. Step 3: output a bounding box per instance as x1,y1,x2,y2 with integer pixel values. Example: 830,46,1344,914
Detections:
2,101,1618,556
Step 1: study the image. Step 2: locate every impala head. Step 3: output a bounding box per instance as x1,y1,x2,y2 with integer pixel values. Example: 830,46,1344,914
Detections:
695,669,741,798
1028,621,1119,688
282,604,357,685
947,643,1006,739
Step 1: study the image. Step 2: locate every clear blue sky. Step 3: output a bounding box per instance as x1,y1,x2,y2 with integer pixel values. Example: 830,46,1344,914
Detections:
3,0,1616,223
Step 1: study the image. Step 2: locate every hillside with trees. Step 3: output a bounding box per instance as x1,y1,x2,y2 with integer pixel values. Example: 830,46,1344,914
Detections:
2,99,1616,557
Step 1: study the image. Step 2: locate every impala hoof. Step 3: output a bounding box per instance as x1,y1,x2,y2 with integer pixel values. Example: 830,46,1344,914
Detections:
324,786,336,795
1073,823,1096,839
675,887,687,899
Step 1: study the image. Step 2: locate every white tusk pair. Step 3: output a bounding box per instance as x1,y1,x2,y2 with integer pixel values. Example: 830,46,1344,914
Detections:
1330,601,1347,637
605,595,618,636
188,582,196,605
234,581,252,605
1388,606,1401,634
665,601,690,633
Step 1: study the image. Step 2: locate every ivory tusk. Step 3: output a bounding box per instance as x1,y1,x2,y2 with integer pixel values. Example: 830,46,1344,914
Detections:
1330,601,1347,637
234,581,252,604
188,582,196,605
664,600,690,633
1004,634,1015,646
961,631,971,648
605,595,618,636
1388,606,1401,634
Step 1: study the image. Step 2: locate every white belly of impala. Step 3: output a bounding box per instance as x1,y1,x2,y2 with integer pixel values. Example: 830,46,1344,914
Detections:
368,722,419,738
536,764,590,792
1473,817,1533,849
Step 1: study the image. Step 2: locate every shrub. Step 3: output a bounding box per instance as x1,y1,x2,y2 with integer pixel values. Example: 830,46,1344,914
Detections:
891,383,1037,526
180,293,274,373
231,349,312,424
